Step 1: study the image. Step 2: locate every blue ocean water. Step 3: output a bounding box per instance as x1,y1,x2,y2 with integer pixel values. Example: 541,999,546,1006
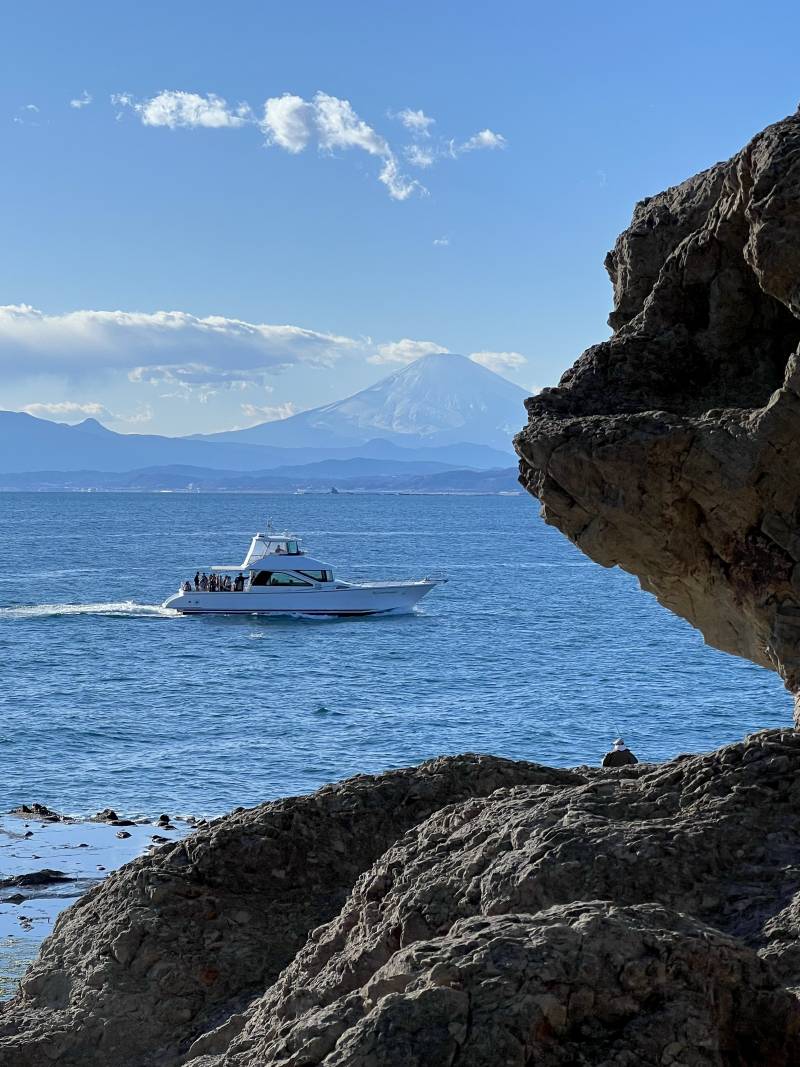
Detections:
0,492,790,818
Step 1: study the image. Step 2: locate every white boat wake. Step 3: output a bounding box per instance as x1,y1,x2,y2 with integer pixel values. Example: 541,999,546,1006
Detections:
0,601,177,620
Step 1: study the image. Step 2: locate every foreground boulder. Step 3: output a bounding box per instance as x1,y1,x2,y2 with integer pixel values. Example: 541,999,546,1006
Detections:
4,733,800,1064
0,754,582,1066
515,106,800,715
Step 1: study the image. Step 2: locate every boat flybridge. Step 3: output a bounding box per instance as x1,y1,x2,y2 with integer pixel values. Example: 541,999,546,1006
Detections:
162,530,446,616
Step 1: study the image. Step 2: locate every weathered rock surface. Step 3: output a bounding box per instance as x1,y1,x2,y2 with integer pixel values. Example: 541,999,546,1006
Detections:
4,734,800,1064
0,754,583,1066
515,106,800,711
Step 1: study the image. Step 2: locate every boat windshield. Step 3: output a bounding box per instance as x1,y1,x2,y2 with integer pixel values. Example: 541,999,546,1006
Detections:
270,539,300,555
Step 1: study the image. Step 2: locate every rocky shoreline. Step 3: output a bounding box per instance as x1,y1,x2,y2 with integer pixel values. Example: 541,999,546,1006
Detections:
2,738,800,1064
0,806,190,1000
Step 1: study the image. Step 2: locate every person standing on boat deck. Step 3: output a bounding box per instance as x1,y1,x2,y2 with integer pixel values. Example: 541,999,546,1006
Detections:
200,573,208,591
194,571,200,591
602,738,638,767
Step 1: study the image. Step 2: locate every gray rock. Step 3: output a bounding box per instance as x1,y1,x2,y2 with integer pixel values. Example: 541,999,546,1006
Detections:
4,737,800,1063
0,754,581,1066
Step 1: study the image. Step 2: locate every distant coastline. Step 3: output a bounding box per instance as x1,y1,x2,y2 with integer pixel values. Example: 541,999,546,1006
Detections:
0,465,521,495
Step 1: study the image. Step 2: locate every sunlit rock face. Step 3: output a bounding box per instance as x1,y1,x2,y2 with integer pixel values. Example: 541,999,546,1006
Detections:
516,108,800,712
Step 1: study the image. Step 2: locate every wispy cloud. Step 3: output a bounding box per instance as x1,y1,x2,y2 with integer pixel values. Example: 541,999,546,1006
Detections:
460,129,507,152
112,87,506,200
21,400,152,425
393,108,435,136
262,91,422,201
405,144,436,168
433,236,450,247
13,104,40,126
368,339,450,366
469,350,526,372
70,91,92,110
113,90,251,129
241,401,298,422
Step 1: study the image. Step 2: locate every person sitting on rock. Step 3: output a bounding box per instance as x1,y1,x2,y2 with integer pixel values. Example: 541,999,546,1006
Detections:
602,738,638,767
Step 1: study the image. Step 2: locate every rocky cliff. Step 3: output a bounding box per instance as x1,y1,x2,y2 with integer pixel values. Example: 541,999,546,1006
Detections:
516,107,800,713
4,737,800,1064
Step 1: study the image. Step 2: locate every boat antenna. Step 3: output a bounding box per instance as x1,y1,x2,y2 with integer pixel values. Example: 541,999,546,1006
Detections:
266,517,275,534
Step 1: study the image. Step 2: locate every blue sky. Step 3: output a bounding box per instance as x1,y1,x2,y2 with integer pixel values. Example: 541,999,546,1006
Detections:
2,1,800,434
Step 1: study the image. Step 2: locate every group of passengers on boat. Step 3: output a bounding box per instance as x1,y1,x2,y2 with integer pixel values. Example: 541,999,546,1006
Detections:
181,572,247,593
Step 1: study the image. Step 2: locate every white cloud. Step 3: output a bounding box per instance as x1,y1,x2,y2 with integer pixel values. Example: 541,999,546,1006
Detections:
262,91,423,201
394,108,435,136
13,104,40,126
405,144,436,168
0,305,359,388
313,92,387,156
461,128,507,152
377,156,421,201
114,90,252,129
368,339,449,366
469,350,526,373
70,91,92,110
110,87,504,200
22,400,112,422
21,400,152,426
241,401,298,422
433,236,449,247
262,94,313,152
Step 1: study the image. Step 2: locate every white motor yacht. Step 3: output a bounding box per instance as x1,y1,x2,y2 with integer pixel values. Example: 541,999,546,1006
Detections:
162,530,445,616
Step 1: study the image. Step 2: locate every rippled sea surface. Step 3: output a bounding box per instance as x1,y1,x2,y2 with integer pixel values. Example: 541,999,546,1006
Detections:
0,492,790,818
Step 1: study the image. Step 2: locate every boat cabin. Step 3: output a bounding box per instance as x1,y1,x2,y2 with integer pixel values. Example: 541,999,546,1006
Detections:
205,532,338,589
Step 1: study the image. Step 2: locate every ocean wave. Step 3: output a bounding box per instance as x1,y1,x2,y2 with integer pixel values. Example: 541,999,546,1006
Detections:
0,601,177,620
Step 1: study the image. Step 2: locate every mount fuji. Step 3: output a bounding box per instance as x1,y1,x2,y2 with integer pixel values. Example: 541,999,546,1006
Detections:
199,353,528,452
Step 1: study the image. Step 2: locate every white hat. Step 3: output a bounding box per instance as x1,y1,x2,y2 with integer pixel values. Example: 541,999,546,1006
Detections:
613,738,626,750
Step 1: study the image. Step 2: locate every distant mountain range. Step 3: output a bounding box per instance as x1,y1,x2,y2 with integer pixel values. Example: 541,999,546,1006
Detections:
0,354,529,491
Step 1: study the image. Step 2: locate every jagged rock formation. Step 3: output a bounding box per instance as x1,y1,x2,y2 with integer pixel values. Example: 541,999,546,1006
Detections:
5,734,800,1064
515,107,800,711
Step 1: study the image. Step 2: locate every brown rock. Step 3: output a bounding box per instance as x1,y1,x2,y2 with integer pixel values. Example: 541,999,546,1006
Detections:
515,106,800,713
183,731,800,1066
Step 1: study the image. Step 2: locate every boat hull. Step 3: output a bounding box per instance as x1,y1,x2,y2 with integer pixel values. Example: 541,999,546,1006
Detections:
162,580,440,617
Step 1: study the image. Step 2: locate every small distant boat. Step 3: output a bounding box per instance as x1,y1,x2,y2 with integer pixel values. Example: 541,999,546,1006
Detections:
162,530,446,616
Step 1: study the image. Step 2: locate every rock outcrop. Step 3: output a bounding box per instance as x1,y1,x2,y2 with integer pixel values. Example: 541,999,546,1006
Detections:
5,734,800,1064
0,755,584,1066
515,107,800,713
